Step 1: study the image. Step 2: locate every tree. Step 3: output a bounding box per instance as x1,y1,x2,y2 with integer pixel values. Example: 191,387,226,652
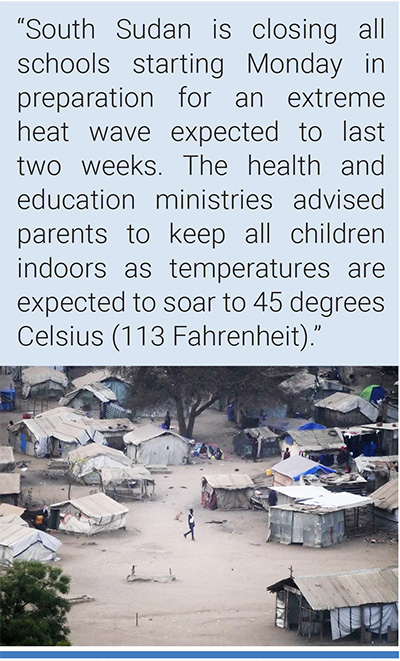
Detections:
117,366,296,438
0,561,71,646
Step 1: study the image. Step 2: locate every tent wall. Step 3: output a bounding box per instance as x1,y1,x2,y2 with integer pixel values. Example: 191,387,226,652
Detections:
131,437,190,466
268,508,346,547
315,409,371,428
214,487,252,510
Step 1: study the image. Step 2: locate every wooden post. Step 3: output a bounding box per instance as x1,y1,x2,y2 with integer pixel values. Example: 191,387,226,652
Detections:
308,609,312,639
68,482,72,499
136,612,139,627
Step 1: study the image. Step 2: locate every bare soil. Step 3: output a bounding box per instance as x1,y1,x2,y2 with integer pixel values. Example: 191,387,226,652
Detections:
1,402,397,647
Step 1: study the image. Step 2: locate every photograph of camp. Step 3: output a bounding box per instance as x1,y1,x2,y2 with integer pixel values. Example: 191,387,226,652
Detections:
0,365,398,646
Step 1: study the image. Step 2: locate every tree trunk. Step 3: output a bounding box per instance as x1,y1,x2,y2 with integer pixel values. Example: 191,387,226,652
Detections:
174,396,188,436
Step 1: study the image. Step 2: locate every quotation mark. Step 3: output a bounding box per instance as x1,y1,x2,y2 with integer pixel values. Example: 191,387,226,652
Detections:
314,325,321,332
18,17,25,24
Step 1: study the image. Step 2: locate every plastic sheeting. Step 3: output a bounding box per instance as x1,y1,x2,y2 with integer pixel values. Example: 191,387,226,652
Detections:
331,603,398,640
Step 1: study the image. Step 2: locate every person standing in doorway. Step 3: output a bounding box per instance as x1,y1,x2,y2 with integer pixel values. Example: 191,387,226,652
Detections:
184,508,195,540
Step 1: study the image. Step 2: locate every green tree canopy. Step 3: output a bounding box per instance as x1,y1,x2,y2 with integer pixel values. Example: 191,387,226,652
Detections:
0,561,71,646
117,366,295,437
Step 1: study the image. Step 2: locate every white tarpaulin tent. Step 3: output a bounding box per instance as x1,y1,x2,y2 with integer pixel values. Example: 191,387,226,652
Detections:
123,424,194,465
67,443,131,484
51,492,128,535
0,522,61,566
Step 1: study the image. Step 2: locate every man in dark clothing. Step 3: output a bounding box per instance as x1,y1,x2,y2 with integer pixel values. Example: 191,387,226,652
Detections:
283,448,291,460
184,508,195,540
268,489,278,507
164,411,171,430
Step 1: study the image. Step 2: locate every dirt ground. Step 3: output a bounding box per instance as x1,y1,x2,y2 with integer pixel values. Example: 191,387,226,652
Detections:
1,396,397,648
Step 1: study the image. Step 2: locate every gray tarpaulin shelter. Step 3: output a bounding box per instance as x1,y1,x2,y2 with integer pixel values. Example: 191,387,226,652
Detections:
233,427,280,458
267,567,398,641
123,424,193,465
21,367,68,399
314,393,379,427
201,473,254,510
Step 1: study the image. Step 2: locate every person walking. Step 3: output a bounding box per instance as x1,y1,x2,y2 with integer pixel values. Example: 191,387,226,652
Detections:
184,508,195,540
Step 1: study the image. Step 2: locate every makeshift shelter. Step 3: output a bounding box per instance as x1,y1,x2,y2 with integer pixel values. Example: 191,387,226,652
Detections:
0,522,61,566
0,447,15,472
87,418,134,450
0,375,16,411
21,367,68,399
0,474,21,506
201,473,254,510
102,465,155,500
343,423,399,457
282,428,343,466
370,479,398,531
271,455,336,487
10,407,106,457
302,470,368,496
314,393,378,427
267,487,373,547
50,492,128,535
72,370,132,406
278,370,350,416
267,567,398,641
354,455,398,492
123,424,194,465
60,382,117,416
67,444,131,485
233,427,280,458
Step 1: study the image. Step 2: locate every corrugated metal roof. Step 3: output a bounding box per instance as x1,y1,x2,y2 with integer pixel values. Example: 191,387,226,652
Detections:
371,479,398,512
0,474,20,495
72,370,112,390
22,366,68,387
124,424,193,446
60,382,117,406
294,567,398,610
287,428,343,451
203,473,254,490
314,393,378,421
52,492,128,518
272,486,372,511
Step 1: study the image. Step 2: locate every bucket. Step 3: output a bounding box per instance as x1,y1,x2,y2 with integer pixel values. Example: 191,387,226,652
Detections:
266,468,272,477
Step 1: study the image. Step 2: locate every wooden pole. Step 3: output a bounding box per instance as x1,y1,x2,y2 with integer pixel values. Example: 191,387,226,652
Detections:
136,612,139,627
